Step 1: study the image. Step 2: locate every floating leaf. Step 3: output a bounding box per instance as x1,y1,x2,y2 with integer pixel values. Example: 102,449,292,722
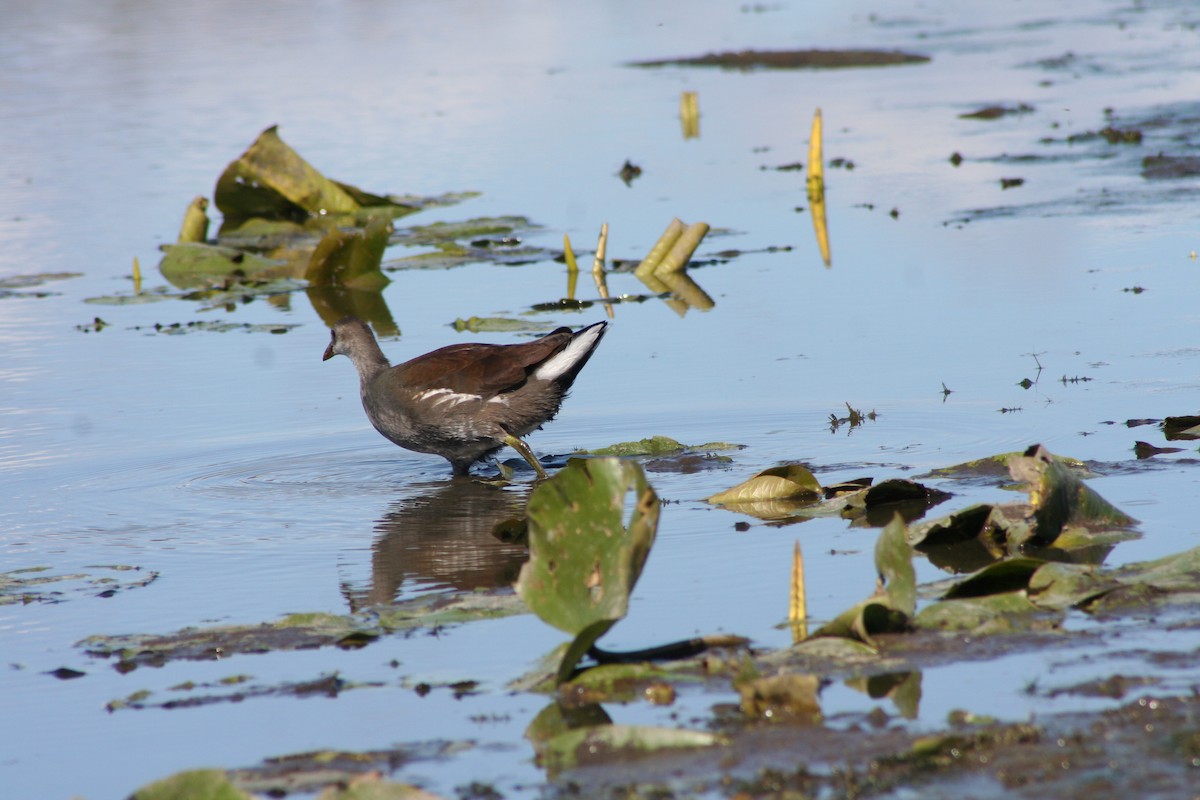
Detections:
942,557,1045,599
0,272,82,290
214,125,361,224
840,478,952,526
920,449,1088,483
1,564,157,605
390,216,538,247
515,458,659,684
314,774,445,799
1162,415,1200,441
1026,562,1120,611
914,592,1046,632
539,724,722,774
812,516,914,646
158,242,289,289
631,49,931,70
80,590,524,668
1009,444,1137,546
707,464,822,506
130,769,252,800
452,316,552,334
585,435,737,457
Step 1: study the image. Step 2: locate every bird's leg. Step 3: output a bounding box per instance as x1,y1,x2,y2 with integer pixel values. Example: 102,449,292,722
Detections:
502,433,548,480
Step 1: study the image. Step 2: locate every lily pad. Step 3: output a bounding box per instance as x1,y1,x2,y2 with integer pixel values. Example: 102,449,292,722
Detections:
919,449,1088,484
452,316,553,334
631,49,931,70
914,591,1047,633
583,435,742,457
539,724,722,774
1,564,157,605
1162,415,1200,440
1009,444,1137,547
214,125,408,225
942,557,1045,599
130,769,252,800
515,458,659,684
812,516,915,646
80,589,524,669
158,242,290,289
707,464,822,506
390,216,538,247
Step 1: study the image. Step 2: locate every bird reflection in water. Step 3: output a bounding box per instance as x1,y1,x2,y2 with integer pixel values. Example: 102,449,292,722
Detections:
342,480,530,611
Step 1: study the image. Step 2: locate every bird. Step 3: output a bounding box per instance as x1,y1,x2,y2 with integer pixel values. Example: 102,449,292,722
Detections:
323,316,608,478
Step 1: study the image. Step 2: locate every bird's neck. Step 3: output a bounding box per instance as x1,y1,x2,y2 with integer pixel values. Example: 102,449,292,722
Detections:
352,344,391,386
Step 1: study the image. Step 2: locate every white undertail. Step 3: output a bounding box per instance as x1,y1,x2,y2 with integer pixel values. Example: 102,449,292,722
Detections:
533,323,605,382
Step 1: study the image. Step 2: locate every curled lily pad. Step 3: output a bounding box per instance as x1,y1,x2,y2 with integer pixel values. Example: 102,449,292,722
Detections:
812,515,914,646
215,126,361,224
707,464,822,506
1009,444,1137,547
942,557,1044,599
304,215,392,290
515,458,660,684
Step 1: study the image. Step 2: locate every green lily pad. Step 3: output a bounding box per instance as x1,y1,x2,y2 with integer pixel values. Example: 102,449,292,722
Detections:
942,557,1045,599
130,769,252,800
539,724,722,774
214,126,361,223
515,458,659,684
813,515,914,646
390,215,538,247
315,775,445,799
920,449,1088,483
451,316,553,334
914,592,1049,633
584,435,742,457
1,564,157,605
80,589,524,668
0,271,82,290
158,242,290,289
1008,444,1137,546
1026,561,1120,610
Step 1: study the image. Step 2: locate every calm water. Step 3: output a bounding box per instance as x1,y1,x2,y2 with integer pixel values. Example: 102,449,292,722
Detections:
4,1,1200,797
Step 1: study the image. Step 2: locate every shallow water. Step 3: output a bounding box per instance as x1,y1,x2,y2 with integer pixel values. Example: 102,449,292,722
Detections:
4,0,1200,797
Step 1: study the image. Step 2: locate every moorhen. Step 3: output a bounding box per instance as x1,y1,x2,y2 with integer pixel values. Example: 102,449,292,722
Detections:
323,316,608,478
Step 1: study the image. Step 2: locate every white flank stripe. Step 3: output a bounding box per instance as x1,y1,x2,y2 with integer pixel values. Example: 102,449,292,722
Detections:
418,387,480,408
534,323,605,382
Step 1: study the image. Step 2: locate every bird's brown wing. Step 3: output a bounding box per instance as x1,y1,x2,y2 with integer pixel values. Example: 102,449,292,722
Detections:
392,329,573,397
